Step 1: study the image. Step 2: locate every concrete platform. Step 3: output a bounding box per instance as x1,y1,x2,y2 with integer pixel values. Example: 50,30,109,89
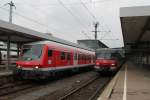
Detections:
98,61,150,100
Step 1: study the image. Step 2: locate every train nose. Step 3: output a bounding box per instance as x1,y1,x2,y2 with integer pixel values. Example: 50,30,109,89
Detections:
96,62,99,66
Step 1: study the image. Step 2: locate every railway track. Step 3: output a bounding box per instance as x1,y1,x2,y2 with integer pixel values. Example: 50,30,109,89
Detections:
58,76,111,100
0,71,98,100
0,71,111,100
0,81,35,97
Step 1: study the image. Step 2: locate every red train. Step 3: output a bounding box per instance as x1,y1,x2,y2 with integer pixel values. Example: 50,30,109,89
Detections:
14,41,95,79
94,48,123,73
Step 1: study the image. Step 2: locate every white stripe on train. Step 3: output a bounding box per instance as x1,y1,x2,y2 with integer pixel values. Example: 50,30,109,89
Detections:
21,64,94,71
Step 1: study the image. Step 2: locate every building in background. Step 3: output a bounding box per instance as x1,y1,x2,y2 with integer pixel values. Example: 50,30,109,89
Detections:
77,39,108,50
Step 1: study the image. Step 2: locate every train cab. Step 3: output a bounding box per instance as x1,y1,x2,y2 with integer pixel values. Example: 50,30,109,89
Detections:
94,48,122,73
14,41,95,79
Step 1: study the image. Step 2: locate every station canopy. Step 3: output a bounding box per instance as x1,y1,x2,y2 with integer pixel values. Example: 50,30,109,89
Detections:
0,19,51,43
120,6,150,45
0,20,93,51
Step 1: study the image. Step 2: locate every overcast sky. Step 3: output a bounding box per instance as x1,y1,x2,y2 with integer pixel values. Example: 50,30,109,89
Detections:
0,0,150,48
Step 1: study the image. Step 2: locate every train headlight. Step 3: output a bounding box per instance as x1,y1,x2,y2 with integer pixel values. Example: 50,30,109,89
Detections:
96,63,99,65
35,66,39,69
111,63,115,66
17,65,21,68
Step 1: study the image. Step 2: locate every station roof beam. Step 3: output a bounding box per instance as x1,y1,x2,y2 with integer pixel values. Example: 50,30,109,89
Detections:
120,6,150,45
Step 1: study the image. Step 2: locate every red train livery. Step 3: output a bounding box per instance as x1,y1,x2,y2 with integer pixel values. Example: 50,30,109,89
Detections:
95,59,118,71
14,41,95,79
94,48,123,73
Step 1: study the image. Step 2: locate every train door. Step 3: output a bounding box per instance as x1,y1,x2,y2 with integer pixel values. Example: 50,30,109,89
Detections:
47,49,55,67
67,52,71,65
91,55,93,63
54,50,61,67
74,49,78,65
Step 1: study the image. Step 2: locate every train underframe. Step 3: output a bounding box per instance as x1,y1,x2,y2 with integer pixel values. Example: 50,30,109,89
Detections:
94,65,118,75
13,64,94,80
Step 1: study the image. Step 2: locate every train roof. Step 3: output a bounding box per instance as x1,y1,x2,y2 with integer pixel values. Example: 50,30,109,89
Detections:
46,36,95,52
96,48,124,54
0,19,94,51
25,41,95,53
96,48,125,57
96,48,123,51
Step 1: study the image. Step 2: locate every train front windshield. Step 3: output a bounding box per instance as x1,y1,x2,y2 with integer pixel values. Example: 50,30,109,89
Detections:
97,50,119,60
97,53,111,59
21,44,43,61
97,50,115,59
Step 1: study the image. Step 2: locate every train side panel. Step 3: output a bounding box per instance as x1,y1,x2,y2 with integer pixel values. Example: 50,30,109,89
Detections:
14,41,95,79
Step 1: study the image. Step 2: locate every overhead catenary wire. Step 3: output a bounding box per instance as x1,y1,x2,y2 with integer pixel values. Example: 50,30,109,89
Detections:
30,1,92,39
88,0,119,41
90,0,115,40
80,0,97,22
15,0,111,40
14,0,113,33
0,7,68,35
79,0,114,41
79,0,111,31
0,1,118,43
14,0,113,7
57,0,94,39
57,0,90,32
80,0,102,40
27,1,90,38
0,6,88,41
82,31,91,39
46,0,114,42
91,0,118,40
0,5,91,40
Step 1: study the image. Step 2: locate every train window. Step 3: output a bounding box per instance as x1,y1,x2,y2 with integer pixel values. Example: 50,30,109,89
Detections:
83,55,85,60
81,55,83,60
89,56,91,60
85,55,86,60
86,56,87,60
48,50,52,57
74,53,77,60
79,54,81,60
22,44,43,61
82,55,84,60
78,54,81,60
88,56,90,60
61,52,66,60
67,53,70,60
78,54,80,60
